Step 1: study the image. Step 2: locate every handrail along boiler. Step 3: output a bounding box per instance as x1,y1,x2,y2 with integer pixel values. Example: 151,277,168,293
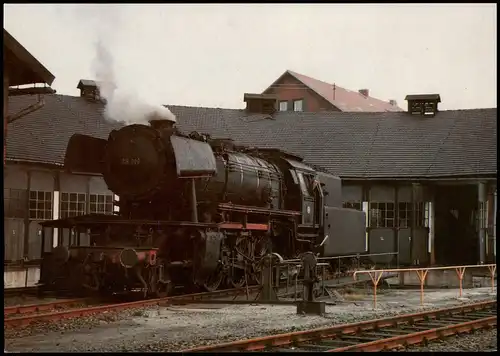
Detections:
38,118,366,297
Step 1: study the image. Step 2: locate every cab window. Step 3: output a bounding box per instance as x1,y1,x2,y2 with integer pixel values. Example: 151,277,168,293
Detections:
297,172,314,197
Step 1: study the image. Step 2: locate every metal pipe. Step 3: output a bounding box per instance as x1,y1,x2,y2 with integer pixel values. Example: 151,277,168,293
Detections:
6,95,45,124
191,178,198,223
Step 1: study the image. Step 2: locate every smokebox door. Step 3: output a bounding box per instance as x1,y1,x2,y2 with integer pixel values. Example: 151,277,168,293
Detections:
170,136,217,177
64,134,107,174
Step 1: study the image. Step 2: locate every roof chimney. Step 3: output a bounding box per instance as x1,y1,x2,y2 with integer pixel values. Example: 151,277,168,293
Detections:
243,93,278,114
77,79,101,101
389,99,397,106
358,89,369,97
405,94,441,117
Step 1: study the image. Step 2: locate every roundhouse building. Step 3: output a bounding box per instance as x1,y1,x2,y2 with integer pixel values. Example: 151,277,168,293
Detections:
3,29,56,287
4,80,497,287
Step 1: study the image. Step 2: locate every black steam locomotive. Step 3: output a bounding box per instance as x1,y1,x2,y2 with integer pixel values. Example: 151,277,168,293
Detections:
38,118,366,297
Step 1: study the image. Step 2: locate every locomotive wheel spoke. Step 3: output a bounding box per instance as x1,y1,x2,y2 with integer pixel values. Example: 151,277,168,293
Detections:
203,264,225,292
229,270,247,288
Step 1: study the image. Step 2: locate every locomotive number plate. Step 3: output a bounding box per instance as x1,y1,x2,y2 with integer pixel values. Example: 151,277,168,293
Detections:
120,157,141,165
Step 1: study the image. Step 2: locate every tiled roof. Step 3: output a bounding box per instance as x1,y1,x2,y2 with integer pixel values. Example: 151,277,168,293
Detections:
6,94,497,179
4,29,55,86
265,70,403,112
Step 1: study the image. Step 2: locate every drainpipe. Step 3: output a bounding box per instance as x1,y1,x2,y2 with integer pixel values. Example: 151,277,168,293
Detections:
6,95,45,124
4,95,45,166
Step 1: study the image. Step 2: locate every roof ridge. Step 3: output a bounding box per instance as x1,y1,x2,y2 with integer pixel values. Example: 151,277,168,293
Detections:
287,69,342,89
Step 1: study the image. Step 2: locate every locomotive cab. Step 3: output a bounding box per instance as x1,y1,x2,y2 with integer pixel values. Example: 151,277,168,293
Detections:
281,159,324,229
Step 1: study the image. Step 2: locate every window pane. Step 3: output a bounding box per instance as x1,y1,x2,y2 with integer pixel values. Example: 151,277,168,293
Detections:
293,99,303,112
279,101,288,111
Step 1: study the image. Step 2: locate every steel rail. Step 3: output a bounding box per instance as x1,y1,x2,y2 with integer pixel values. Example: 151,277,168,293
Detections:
4,286,39,296
182,300,496,352
4,298,90,317
3,285,265,328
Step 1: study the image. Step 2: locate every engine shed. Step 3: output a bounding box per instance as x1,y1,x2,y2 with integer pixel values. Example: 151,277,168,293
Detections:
4,81,497,288
3,29,56,162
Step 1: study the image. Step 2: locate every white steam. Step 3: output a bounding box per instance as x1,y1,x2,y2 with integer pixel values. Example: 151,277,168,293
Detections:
92,40,176,124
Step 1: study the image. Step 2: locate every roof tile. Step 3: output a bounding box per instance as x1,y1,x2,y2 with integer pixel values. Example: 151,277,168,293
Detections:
6,94,496,179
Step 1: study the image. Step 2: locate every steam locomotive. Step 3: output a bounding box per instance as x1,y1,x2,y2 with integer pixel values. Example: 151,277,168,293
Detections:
38,118,366,297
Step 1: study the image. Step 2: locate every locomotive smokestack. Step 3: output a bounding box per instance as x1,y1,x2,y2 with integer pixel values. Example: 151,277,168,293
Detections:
149,118,175,130
92,40,177,125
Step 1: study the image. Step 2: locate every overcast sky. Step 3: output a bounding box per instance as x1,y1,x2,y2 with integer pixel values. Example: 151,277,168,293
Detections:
4,3,497,110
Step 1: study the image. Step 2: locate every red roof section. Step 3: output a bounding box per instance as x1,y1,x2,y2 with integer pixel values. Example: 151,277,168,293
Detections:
267,70,403,112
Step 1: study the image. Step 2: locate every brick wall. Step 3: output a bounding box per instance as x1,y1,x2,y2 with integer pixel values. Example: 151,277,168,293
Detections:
265,74,338,112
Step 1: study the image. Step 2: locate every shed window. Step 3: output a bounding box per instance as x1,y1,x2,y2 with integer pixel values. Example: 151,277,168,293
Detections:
279,101,288,111
343,201,362,211
477,201,488,231
369,202,395,228
415,202,427,227
293,99,303,112
29,191,53,220
60,192,87,218
4,188,28,219
398,202,412,228
89,194,114,214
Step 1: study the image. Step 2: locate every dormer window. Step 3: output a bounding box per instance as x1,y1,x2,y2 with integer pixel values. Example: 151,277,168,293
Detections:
405,94,441,117
293,99,303,112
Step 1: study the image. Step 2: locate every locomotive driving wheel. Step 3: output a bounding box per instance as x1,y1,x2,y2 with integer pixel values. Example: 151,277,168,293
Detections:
228,237,250,288
249,235,273,283
203,263,225,292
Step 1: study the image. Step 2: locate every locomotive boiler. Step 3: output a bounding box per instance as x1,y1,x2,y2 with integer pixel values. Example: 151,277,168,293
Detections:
38,117,366,298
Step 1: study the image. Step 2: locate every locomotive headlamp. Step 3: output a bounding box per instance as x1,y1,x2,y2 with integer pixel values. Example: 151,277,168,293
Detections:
119,248,139,268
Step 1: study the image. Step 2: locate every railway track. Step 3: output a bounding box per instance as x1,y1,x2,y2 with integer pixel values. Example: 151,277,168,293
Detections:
182,300,497,352
3,273,376,329
4,286,39,297
3,285,269,328
4,298,91,317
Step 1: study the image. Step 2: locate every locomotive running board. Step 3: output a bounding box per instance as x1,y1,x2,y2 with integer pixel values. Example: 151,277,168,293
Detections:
218,203,301,217
218,222,269,231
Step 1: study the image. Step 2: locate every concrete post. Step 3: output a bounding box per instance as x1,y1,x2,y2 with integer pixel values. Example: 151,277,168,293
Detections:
478,182,486,264
362,202,369,251
426,202,435,265
52,191,60,248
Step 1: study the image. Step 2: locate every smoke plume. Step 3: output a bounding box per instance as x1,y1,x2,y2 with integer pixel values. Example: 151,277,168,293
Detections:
92,40,176,124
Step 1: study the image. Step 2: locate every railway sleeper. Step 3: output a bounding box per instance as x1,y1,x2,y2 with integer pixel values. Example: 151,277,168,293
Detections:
363,331,410,338
376,328,412,334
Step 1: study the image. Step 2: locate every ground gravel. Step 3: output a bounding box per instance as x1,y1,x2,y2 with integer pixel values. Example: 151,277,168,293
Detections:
4,287,496,352
404,328,497,352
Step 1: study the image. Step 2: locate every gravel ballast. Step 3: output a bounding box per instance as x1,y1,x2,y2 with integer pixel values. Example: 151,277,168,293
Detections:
4,286,496,352
404,328,497,352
